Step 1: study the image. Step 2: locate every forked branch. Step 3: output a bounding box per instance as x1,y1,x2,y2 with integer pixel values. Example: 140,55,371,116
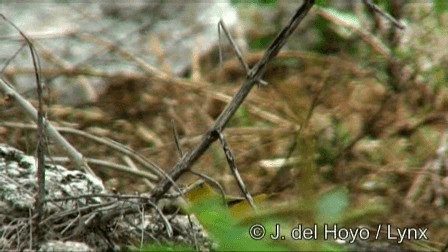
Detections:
151,0,315,200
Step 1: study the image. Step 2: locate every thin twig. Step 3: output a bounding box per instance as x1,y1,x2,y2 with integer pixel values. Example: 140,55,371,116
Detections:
362,0,406,30
217,132,257,210
218,20,267,86
151,0,315,200
0,30,78,41
187,214,199,251
0,42,26,74
145,199,173,238
218,20,250,74
44,193,143,203
189,172,227,205
1,15,48,243
171,119,183,158
315,6,391,58
275,68,331,174
140,205,144,249
162,179,205,199
0,121,161,178
0,80,96,176
405,131,448,208
51,156,159,182
122,155,155,189
32,40,97,101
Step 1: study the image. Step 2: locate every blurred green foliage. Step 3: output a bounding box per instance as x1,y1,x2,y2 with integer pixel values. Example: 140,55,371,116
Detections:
434,0,448,14
317,119,352,168
140,245,194,252
191,197,286,251
231,0,278,7
317,188,349,223
315,0,330,7
249,34,276,50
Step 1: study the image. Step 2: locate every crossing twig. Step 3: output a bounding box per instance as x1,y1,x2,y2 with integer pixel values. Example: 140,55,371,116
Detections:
218,20,267,86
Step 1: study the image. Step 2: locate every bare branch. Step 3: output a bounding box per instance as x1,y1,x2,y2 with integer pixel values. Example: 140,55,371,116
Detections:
151,0,315,201
1,14,48,244
0,78,96,177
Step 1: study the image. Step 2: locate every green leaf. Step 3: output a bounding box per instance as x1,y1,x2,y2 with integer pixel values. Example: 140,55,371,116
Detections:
191,197,286,251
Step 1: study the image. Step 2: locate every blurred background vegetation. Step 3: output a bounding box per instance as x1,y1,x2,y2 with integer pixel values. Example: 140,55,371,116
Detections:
1,0,447,251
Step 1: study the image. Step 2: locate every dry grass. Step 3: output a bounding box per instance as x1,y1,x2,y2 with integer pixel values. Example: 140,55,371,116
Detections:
1,5,448,250
2,48,448,248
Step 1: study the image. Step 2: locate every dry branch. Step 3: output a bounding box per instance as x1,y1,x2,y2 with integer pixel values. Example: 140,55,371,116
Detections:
0,121,162,179
150,0,316,201
0,78,96,177
0,14,50,243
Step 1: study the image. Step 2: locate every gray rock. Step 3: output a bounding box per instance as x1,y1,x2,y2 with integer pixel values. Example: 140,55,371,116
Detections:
38,240,94,252
0,144,212,251
0,144,105,213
